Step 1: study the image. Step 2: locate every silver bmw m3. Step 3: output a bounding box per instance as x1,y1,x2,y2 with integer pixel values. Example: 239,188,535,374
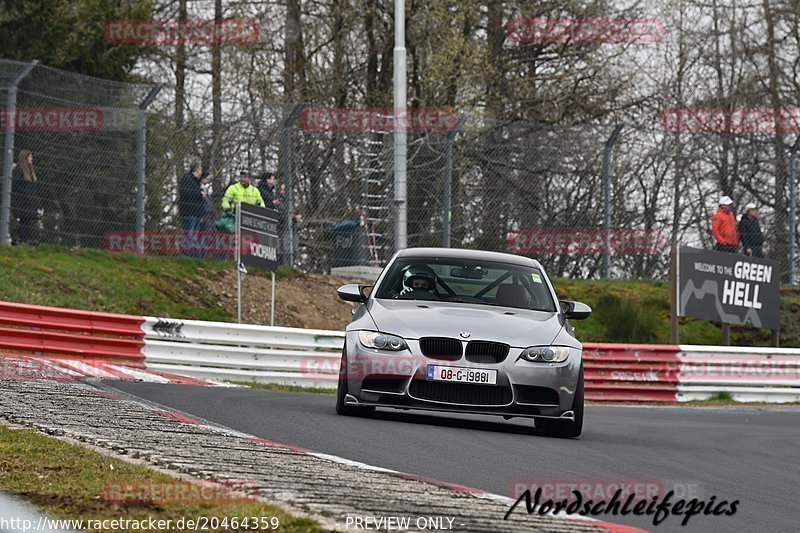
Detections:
335,248,591,438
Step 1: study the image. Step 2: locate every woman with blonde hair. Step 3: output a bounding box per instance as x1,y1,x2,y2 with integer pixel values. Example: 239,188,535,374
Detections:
11,149,40,245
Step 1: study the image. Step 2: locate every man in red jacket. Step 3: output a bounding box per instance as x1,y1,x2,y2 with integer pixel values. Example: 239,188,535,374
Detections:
711,196,738,253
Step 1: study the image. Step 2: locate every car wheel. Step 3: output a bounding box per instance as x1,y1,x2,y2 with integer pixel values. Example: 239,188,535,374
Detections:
538,365,583,438
335,342,375,417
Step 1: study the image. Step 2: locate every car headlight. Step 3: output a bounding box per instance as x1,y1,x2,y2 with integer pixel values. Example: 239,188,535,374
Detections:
520,346,570,363
358,331,408,351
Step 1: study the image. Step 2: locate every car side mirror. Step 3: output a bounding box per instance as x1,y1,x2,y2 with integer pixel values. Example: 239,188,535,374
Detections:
338,284,371,303
560,300,591,320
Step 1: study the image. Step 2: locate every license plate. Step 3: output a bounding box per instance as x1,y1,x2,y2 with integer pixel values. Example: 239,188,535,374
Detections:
426,365,497,385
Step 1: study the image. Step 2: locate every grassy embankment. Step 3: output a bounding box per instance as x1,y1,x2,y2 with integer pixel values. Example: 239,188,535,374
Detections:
1,244,798,346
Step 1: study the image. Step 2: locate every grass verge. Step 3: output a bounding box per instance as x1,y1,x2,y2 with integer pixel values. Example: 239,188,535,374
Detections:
0,245,301,322
0,424,320,532
230,381,336,394
0,245,232,321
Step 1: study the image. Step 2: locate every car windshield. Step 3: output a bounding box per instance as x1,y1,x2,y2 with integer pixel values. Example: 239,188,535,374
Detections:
375,257,557,312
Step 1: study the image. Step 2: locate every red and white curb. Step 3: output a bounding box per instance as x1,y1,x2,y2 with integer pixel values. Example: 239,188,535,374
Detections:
129,404,648,533
0,355,224,386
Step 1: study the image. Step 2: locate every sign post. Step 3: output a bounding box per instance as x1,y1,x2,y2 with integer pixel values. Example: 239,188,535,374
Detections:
271,271,276,326
678,247,781,344
235,202,281,325
236,203,242,323
670,244,679,343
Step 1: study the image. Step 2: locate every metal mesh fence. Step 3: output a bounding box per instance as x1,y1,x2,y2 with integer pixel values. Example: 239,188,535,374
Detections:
0,60,157,249
287,119,800,283
2,60,799,282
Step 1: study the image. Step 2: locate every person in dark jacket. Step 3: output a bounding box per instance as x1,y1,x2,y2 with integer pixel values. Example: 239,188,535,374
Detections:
11,150,40,245
178,163,204,256
199,173,215,231
257,172,278,208
738,203,764,257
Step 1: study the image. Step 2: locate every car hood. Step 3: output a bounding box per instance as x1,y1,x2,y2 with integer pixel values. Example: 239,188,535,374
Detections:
366,299,565,348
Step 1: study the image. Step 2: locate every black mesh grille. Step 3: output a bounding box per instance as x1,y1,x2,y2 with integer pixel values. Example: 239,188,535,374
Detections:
419,337,462,360
465,341,510,364
514,385,560,405
361,377,407,394
409,380,512,405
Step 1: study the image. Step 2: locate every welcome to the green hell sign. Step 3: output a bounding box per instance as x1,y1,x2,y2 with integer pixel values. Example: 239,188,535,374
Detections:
680,247,781,331
694,260,774,309
723,261,773,309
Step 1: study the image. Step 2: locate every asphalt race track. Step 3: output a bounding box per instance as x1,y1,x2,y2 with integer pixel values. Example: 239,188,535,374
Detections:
106,382,799,533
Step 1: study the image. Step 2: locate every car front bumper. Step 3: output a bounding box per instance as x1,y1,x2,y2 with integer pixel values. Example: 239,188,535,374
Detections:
342,331,581,420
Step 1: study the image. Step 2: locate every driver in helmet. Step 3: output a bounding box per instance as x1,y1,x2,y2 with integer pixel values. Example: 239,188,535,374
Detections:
398,264,438,300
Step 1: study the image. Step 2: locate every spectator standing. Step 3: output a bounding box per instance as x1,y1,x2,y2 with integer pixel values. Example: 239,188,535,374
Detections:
11,150,40,245
257,172,279,208
221,170,264,213
275,183,302,223
711,196,738,253
199,173,215,231
178,163,204,256
738,203,764,258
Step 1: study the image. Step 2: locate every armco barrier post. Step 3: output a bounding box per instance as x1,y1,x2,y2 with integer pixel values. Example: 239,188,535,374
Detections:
602,124,624,278
135,84,162,254
0,60,37,246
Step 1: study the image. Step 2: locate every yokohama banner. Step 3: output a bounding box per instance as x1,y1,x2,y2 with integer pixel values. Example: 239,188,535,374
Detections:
239,203,280,272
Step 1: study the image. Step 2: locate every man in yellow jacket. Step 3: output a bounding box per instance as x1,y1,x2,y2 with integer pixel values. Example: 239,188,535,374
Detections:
221,171,264,214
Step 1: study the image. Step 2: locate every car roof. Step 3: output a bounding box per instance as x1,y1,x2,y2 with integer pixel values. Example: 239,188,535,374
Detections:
397,247,542,269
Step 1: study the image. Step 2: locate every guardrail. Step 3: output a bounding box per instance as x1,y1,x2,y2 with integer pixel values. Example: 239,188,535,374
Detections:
141,317,344,388
583,343,681,402
584,343,800,402
2,300,799,402
0,301,146,367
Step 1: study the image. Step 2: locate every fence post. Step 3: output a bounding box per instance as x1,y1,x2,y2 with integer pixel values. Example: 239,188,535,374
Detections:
281,103,305,268
602,124,624,278
789,135,800,285
393,0,408,253
443,116,466,248
135,84,162,254
1,60,37,246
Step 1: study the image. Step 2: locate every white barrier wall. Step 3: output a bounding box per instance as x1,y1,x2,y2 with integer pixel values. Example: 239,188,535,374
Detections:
140,316,800,402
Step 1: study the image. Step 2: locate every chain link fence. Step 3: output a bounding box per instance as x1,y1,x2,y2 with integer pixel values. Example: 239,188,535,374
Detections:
286,118,800,283
0,60,159,249
2,60,799,283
